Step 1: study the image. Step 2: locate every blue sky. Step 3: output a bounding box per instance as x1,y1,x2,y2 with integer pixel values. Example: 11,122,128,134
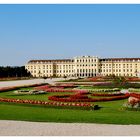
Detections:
0,4,140,66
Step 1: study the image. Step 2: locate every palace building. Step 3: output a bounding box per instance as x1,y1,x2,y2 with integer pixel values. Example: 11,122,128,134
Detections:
25,56,140,78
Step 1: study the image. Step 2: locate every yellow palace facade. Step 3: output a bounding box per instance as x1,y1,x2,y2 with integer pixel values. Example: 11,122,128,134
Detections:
25,56,140,78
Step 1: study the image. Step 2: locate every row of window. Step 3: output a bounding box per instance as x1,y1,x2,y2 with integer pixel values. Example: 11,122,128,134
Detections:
77,69,97,73
76,59,97,63
77,64,96,67
76,73,97,77
101,60,140,62
27,65,74,70
101,63,138,67
30,70,74,74
104,73,135,77
101,69,135,73
33,74,74,77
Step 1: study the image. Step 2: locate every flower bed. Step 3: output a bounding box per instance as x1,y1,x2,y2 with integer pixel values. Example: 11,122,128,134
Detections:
35,85,128,102
48,94,129,102
126,93,140,99
0,97,93,109
127,77,140,82
92,82,113,86
91,93,124,96
34,85,51,90
70,95,89,99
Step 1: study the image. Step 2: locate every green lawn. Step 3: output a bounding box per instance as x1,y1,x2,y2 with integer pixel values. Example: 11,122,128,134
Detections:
0,89,73,102
0,87,140,124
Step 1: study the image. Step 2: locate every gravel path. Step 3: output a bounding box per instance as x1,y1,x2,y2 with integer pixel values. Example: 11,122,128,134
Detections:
0,120,140,136
0,78,66,88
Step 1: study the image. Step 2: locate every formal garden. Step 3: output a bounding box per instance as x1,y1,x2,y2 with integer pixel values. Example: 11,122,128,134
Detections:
0,76,140,124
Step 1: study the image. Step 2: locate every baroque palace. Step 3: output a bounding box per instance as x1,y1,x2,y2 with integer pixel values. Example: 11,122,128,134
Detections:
25,56,140,78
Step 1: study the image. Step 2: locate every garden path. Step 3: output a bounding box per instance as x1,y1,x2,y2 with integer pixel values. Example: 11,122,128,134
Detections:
0,120,140,136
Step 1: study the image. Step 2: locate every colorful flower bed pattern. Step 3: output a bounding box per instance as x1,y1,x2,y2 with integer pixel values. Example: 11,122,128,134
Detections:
0,97,93,109
0,84,96,109
1,84,137,109
76,87,120,92
35,85,129,102
48,94,129,102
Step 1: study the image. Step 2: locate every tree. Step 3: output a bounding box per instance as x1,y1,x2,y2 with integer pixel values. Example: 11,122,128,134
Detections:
0,66,31,78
